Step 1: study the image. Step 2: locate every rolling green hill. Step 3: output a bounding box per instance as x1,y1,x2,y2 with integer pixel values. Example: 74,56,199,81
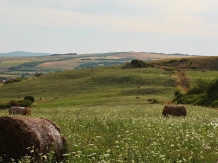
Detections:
1,56,218,107
1,58,218,162
0,66,176,107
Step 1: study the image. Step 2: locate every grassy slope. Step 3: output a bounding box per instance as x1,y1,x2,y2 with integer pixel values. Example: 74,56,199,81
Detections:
186,70,218,85
0,66,176,107
1,61,218,162
150,56,218,70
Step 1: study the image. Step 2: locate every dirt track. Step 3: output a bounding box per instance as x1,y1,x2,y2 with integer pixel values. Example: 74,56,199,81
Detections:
177,71,190,92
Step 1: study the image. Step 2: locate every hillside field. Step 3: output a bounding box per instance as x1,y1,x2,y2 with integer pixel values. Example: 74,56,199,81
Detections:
0,52,190,79
0,66,176,105
1,61,218,162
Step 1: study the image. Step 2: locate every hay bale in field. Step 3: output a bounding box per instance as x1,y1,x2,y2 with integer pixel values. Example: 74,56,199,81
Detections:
148,99,153,103
162,105,187,117
9,106,31,116
0,116,67,162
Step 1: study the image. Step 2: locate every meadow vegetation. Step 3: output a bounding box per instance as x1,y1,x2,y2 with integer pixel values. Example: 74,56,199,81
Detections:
1,59,218,162
0,66,175,106
1,105,218,162
174,71,218,107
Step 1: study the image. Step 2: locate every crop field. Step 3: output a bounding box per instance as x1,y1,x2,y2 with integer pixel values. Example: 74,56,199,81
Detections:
36,58,80,70
0,52,192,75
0,60,30,67
0,74,20,77
1,104,218,162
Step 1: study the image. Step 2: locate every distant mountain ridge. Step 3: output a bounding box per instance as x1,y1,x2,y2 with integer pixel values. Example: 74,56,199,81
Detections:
0,51,51,57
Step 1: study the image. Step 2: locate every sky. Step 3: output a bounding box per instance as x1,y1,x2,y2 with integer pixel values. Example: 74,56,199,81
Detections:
0,0,218,56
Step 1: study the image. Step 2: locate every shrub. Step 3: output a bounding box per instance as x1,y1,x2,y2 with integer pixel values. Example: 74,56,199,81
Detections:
174,90,182,97
0,103,10,110
180,58,189,62
174,79,218,107
10,101,19,106
164,67,175,71
0,97,34,109
168,60,178,63
35,73,44,77
24,96,35,103
152,98,158,104
187,79,210,95
190,66,197,69
212,100,218,107
123,62,131,68
130,59,149,68
18,100,33,107
3,78,22,85
207,80,218,100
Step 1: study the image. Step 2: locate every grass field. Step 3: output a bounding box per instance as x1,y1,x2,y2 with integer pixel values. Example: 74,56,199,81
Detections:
1,63,218,162
1,104,218,162
186,70,218,85
0,60,30,67
0,66,176,105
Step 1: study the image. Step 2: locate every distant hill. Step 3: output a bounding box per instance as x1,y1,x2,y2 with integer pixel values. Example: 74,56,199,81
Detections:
0,51,51,57
150,56,218,70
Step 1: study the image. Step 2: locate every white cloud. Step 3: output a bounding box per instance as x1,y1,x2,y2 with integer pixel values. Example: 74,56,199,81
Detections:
1,0,218,55
1,1,218,37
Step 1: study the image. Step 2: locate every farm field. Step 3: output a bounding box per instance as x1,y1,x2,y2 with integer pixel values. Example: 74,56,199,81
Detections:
0,52,190,77
36,58,81,70
0,60,29,67
1,58,218,162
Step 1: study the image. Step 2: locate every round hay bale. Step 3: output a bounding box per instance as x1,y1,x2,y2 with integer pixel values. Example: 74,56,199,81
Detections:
162,105,187,117
0,116,67,162
9,106,31,116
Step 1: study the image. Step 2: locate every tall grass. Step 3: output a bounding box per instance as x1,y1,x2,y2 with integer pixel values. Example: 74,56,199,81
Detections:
1,104,217,162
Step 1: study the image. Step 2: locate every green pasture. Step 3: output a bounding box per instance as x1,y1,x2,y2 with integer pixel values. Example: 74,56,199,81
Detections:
0,60,29,67
0,66,176,106
185,70,218,86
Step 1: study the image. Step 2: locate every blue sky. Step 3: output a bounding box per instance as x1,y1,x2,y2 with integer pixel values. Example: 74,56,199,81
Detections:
0,0,218,56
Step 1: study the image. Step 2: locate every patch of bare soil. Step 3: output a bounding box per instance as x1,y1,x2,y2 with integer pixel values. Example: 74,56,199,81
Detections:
177,71,191,92
37,59,80,69
117,52,190,60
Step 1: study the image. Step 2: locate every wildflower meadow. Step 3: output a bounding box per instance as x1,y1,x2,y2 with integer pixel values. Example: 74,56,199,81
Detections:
2,104,215,162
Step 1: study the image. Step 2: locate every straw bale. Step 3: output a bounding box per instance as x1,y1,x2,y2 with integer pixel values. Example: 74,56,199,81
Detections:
9,106,31,116
162,105,187,117
0,116,67,162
